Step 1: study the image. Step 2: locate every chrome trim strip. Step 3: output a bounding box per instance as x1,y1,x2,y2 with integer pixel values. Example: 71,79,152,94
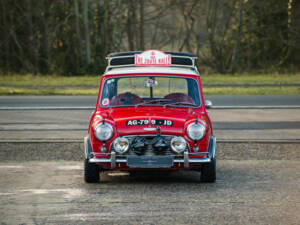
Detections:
174,158,211,163
208,136,216,159
89,158,127,163
184,151,189,168
189,158,211,163
111,151,116,169
92,151,209,157
89,158,111,163
89,157,211,164
84,135,92,159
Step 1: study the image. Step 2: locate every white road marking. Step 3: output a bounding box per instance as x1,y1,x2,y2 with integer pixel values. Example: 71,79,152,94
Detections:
0,165,24,169
0,189,85,198
57,165,82,170
0,105,300,110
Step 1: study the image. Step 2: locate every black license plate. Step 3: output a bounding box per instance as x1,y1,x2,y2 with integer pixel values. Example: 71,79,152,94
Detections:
126,119,173,126
127,156,174,168
126,119,149,126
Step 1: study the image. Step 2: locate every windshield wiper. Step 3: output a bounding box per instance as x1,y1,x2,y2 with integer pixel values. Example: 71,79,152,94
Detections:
164,102,197,107
135,99,173,107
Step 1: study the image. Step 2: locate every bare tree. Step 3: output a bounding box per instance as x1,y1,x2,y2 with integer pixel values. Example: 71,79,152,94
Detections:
230,0,243,73
139,0,145,50
75,0,83,66
126,0,137,51
83,0,91,67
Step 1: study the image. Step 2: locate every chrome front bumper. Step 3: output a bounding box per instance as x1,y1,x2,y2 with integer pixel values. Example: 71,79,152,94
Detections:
88,136,216,169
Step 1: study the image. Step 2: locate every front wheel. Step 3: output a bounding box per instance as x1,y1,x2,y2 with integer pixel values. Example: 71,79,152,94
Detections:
84,159,100,183
200,156,216,183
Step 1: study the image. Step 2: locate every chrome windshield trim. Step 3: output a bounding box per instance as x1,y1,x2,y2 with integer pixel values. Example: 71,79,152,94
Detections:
99,75,202,108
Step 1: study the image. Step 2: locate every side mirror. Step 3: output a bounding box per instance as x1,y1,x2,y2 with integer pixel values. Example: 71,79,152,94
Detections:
204,100,213,109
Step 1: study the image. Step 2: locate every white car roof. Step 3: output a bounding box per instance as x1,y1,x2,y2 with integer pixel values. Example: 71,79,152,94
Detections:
104,66,199,76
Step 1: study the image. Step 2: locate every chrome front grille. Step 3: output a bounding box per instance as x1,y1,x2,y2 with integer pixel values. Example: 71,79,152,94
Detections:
110,135,188,156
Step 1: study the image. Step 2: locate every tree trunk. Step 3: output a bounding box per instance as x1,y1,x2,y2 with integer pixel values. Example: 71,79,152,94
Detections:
39,0,49,74
83,0,91,69
230,0,243,74
291,0,300,65
179,0,197,52
126,0,136,51
75,0,83,68
139,0,144,50
0,0,9,73
26,0,37,74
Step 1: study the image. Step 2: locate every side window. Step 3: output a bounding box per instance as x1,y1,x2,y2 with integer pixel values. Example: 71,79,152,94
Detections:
188,79,200,105
102,79,117,99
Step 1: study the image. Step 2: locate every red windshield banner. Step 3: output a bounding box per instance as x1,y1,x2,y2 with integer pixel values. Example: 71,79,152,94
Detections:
135,50,171,66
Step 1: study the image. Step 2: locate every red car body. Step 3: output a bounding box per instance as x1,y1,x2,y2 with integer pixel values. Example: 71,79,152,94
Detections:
84,51,216,183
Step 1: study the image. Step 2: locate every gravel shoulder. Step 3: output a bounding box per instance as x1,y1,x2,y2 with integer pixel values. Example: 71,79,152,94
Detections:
0,160,299,225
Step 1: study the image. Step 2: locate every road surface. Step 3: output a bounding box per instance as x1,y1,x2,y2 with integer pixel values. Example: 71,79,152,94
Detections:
0,160,299,225
0,95,300,141
0,95,300,107
0,108,299,140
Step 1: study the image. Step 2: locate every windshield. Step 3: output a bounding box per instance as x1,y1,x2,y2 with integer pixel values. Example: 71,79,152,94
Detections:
100,76,201,107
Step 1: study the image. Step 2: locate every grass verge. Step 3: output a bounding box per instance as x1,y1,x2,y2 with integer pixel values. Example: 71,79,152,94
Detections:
0,87,98,95
201,73,300,85
0,73,300,95
0,74,100,86
203,86,300,95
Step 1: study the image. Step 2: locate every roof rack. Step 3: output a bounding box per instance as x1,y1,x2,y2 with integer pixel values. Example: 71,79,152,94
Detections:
105,51,198,73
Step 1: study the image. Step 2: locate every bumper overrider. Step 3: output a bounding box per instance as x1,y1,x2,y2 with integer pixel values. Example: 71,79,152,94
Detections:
84,136,216,169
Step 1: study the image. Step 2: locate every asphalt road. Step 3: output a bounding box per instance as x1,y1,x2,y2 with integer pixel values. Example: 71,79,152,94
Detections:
0,96,299,224
0,161,299,225
0,95,300,141
0,108,299,140
0,95,300,107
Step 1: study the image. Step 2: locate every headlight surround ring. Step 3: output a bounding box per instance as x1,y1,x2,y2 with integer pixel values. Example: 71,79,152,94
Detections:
170,136,187,154
113,137,130,154
187,122,206,141
94,122,113,141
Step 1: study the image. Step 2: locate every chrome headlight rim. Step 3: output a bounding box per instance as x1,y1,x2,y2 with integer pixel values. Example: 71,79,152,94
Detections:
187,122,206,141
94,122,113,141
113,137,130,154
170,136,187,154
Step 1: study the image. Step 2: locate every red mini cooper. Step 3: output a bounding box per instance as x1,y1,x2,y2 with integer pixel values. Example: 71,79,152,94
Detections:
84,50,216,183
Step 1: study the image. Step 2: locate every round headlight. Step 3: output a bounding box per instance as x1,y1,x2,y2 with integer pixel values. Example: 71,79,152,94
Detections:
187,122,206,141
170,136,187,153
113,137,130,154
94,123,113,141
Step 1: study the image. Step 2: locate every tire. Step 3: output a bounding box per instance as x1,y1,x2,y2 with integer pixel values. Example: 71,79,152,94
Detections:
84,159,100,183
200,156,216,183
